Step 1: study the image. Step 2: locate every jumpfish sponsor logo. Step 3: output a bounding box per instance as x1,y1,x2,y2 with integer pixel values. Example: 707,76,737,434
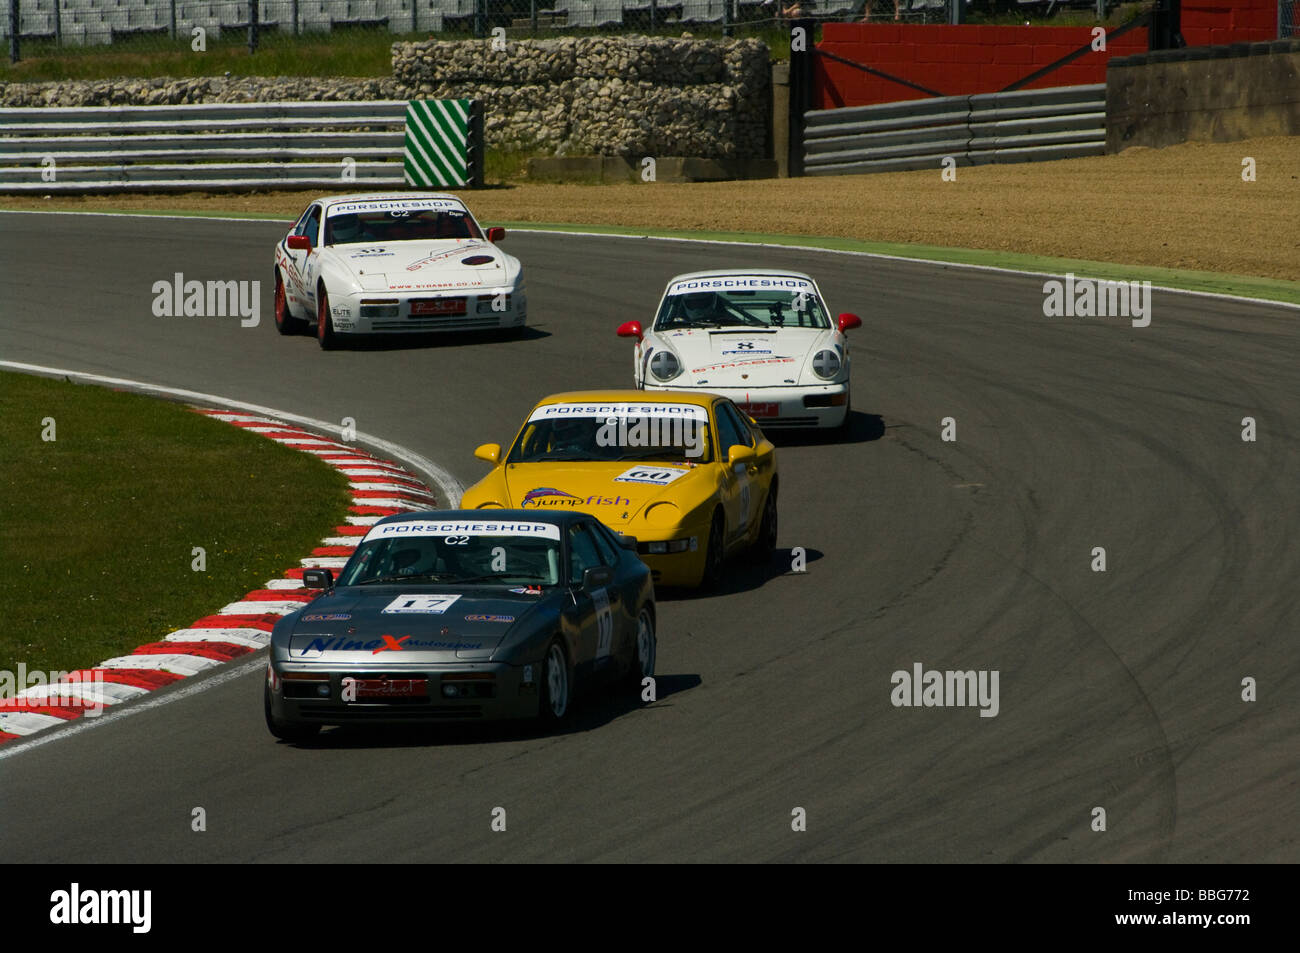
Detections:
151,273,260,328
294,635,483,657
406,242,489,271
0,664,107,718
329,199,465,215
1041,273,1152,328
364,520,560,541
521,488,631,509
667,276,813,295
596,414,705,459
529,402,709,422
465,614,515,623
49,883,151,933
890,662,1000,718
521,487,581,508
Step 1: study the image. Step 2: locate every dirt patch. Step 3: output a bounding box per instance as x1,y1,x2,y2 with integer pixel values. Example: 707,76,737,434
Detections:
5,136,1296,281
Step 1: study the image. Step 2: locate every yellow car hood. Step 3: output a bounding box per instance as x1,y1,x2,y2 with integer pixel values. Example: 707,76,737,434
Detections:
501,461,711,527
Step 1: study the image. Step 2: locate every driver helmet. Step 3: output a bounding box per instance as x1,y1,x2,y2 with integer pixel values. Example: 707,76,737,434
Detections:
682,292,716,321
389,547,422,576
329,213,362,244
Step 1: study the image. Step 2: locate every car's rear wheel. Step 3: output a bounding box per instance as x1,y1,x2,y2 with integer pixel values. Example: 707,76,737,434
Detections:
700,508,727,590
316,285,337,350
273,271,299,335
264,684,320,742
624,605,657,694
749,486,778,564
538,638,572,726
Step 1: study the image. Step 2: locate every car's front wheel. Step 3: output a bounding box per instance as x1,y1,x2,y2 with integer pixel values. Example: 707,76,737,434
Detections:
624,605,657,695
264,684,320,742
316,285,337,350
700,508,727,590
538,638,573,726
749,486,778,564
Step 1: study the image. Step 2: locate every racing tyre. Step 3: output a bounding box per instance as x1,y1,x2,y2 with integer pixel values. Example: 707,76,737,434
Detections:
538,638,573,726
264,684,320,742
700,508,727,591
316,285,337,350
749,487,778,565
273,271,300,335
624,605,657,695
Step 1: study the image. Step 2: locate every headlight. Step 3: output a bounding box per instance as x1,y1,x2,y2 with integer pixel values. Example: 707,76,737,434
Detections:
811,348,841,380
650,350,681,382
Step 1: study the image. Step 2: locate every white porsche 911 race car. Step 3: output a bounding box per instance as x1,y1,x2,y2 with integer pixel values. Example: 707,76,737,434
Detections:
616,270,861,430
273,192,526,348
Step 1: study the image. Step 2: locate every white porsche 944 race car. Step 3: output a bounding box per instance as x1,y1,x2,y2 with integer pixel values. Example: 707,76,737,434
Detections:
616,270,862,430
273,192,526,348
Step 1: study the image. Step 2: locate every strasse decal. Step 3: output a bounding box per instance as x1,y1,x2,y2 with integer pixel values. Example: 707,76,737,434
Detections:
386,280,484,290
667,276,813,295
613,466,690,486
364,520,560,542
528,402,709,422
328,199,465,216
382,594,462,614
691,357,797,373
406,242,490,271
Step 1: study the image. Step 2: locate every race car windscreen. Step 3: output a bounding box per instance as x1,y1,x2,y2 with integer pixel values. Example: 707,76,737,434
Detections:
337,534,561,587
325,207,483,246
655,279,830,331
507,413,713,465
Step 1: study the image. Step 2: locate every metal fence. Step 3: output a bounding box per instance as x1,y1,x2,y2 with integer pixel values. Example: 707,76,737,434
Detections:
802,83,1105,175
0,98,484,191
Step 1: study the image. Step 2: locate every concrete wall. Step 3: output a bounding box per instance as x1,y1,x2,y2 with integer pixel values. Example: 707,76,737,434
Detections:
1106,42,1300,151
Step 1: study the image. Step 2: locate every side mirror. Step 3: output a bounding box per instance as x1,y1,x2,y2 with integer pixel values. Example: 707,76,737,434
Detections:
301,569,334,589
287,234,312,252
616,320,643,342
728,445,756,467
616,533,638,551
837,313,862,333
582,565,614,591
474,443,501,465
487,226,506,243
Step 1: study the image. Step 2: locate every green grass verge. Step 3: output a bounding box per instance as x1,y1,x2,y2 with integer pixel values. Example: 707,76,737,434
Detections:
0,372,353,676
5,204,1295,306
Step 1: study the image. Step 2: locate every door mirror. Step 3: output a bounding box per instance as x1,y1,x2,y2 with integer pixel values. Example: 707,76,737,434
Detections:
474,443,501,464
301,569,333,589
287,234,312,252
616,320,643,341
728,445,756,467
487,226,506,243
582,565,614,591
837,312,862,333
615,533,638,551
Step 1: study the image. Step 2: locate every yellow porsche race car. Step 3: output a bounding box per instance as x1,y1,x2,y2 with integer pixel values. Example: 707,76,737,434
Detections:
461,390,778,589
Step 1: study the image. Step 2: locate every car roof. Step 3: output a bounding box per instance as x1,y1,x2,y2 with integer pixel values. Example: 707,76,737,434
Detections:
533,389,718,409
368,509,594,530
665,268,817,284
318,192,468,210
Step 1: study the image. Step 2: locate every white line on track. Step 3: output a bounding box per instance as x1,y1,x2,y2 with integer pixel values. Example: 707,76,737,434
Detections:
0,655,266,761
2,208,1293,311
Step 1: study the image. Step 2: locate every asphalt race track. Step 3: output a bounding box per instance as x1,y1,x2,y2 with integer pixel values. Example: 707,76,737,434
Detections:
1,211,1296,862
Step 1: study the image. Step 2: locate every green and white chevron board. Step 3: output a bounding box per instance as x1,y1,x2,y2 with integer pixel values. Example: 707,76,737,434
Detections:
403,99,473,188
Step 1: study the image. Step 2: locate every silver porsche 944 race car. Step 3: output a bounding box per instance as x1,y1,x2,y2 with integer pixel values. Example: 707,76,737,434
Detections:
273,192,526,348
617,269,862,430
264,511,656,740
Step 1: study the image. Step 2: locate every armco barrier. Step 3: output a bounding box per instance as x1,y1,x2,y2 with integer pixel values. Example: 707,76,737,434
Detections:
0,99,483,192
803,84,1105,176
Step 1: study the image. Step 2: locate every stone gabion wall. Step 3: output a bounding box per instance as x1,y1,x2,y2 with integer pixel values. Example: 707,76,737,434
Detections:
392,36,770,160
